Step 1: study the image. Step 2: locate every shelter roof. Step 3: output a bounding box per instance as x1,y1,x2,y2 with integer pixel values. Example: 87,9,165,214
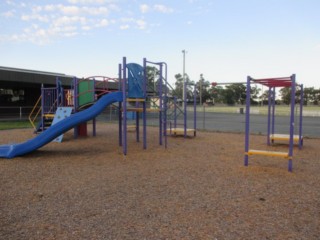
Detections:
251,77,293,88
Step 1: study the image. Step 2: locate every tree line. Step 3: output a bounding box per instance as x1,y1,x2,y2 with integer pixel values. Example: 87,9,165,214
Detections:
145,66,320,105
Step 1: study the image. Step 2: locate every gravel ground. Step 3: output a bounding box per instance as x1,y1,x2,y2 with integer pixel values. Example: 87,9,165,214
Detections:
0,123,320,240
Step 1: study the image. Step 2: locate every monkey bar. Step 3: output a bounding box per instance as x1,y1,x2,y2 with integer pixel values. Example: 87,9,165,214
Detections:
244,74,304,172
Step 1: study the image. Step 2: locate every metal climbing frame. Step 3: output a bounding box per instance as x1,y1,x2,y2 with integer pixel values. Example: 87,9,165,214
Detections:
244,74,304,172
119,57,168,155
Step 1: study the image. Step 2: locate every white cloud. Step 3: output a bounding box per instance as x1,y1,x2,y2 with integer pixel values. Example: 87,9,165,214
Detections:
31,5,42,13
35,28,47,37
53,16,86,26
40,4,109,16
96,19,109,27
5,0,15,6
67,0,110,4
140,4,173,14
120,24,129,30
109,4,120,11
59,5,80,15
2,10,15,18
140,4,149,13
136,19,146,29
44,5,56,11
21,14,49,22
82,25,92,30
1,1,159,45
121,17,134,23
154,4,173,13
82,6,108,15
63,31,78,37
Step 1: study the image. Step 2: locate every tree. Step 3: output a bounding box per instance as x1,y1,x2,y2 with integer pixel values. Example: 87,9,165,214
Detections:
195,74,211,105
223,83,246,105
250,85,261,104
280,87,304,105
210,85,224,104
279,87,291,104
314,89,320,105
259,90,269,105
146,66,159,91
173,73,194,101
301,87,320,105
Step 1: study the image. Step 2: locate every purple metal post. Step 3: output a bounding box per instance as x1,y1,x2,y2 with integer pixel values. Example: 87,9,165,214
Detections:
288,74,296,172
142,58,147,150
299,84,304,149
145,59,168,148
118,64,122,147
271,87,276,137
184,75,187,138
174,97,177,128
73,78,79,138
193,85,197,137
163,62,168,149
244,76,251,166
122,57,127,155
92,77,96,137
56,77,60,108
267,87,272,145
74,78,78,111
136,100,140,142
41,84,45,132
159,63,163,146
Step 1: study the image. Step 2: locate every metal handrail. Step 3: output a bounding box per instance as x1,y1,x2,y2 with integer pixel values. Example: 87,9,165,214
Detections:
28,96,42,130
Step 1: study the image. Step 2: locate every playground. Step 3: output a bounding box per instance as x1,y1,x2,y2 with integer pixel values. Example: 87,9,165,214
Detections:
1,58,320,238
1,123,320,239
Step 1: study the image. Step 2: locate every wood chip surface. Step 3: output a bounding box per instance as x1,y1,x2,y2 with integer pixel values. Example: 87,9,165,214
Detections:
1,123,319,239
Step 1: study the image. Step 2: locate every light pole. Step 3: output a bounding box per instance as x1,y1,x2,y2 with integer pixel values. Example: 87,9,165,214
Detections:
200,73,203,106
182,50,186,109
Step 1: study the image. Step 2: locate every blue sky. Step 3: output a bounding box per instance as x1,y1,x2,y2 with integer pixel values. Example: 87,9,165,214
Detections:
1,0,320,88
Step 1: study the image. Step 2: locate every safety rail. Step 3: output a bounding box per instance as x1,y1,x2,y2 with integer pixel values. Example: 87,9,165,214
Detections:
28,96,42,130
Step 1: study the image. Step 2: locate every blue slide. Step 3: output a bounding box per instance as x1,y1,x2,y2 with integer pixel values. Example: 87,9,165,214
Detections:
0,91,123,159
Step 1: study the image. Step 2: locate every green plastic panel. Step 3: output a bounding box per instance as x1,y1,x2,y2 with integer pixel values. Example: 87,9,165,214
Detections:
78,80,94,107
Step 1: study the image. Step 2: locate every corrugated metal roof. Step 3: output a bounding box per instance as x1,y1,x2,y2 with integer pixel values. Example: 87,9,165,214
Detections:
0,66,75,86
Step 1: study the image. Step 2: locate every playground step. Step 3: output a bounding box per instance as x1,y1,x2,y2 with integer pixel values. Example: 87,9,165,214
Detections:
167,127,196,136
125,107,160,113
127,98,145,102
247,149,289,158
35,116,54,133
270,134,302,142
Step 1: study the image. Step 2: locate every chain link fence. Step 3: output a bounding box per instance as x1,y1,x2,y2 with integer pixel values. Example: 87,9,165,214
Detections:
1,104,319,137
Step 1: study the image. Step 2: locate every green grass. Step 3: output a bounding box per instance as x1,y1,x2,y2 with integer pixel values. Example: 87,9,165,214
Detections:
0,120,33,130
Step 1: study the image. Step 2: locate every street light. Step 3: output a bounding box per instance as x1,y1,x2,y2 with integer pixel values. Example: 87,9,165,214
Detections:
200,73,203,106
